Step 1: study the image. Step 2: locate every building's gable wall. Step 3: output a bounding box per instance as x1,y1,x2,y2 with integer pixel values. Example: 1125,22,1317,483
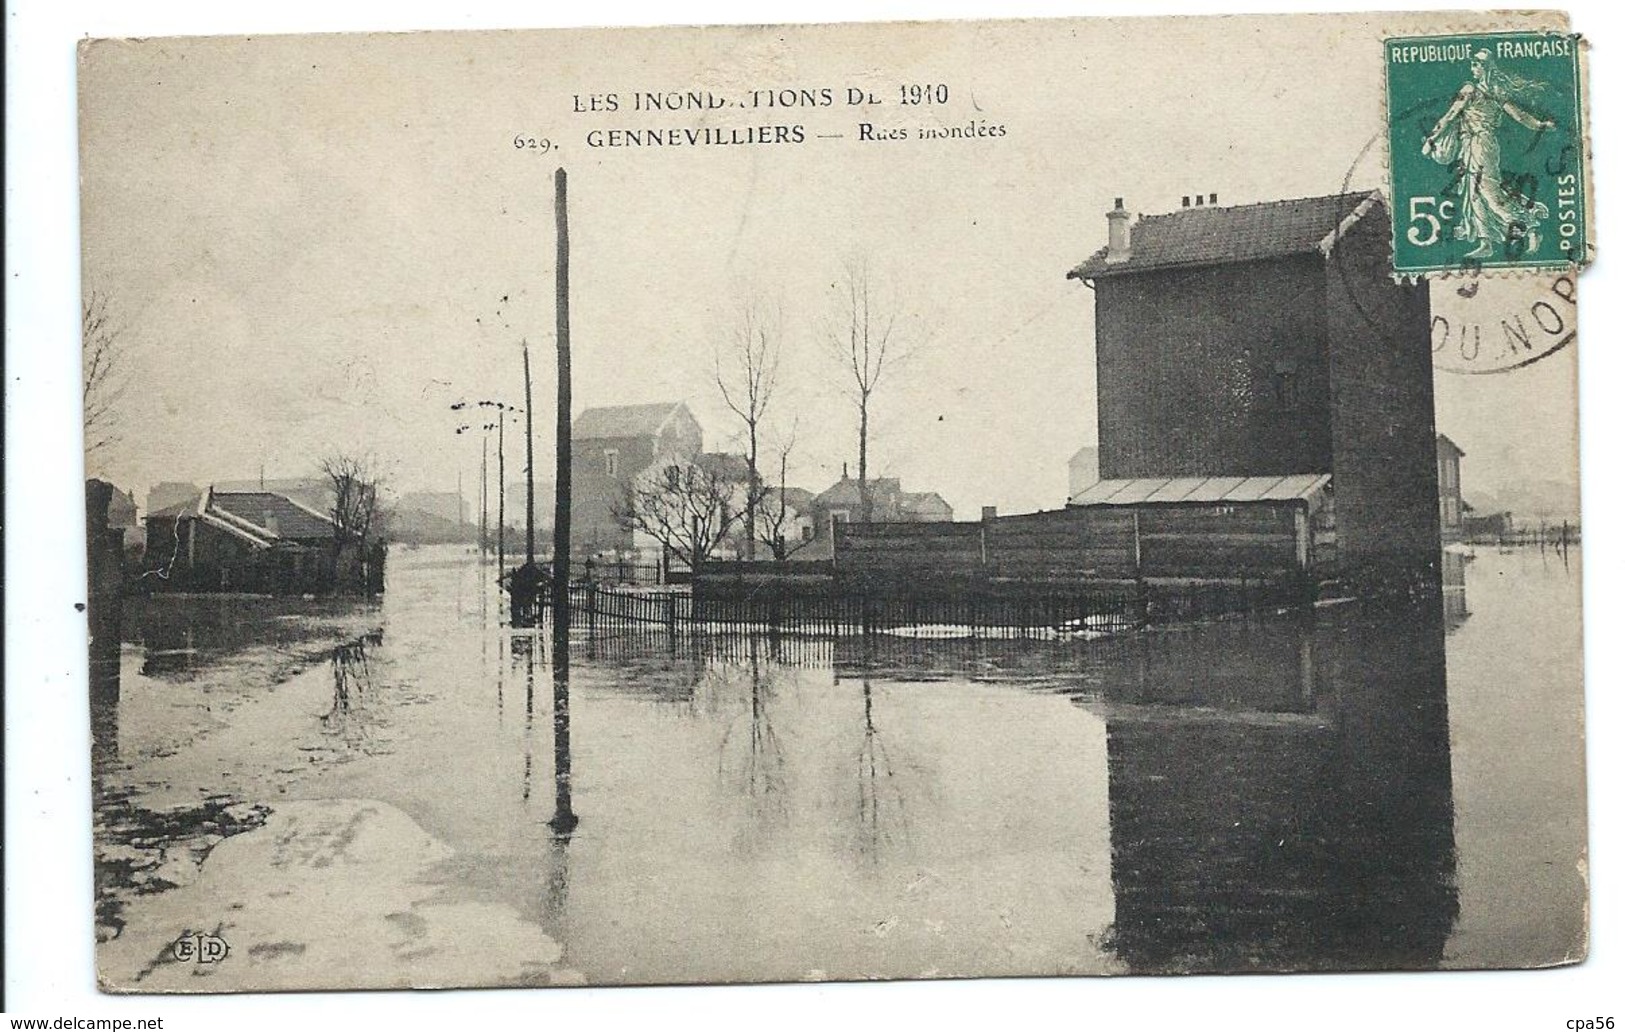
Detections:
1094,254,1333,481
568,406,704,557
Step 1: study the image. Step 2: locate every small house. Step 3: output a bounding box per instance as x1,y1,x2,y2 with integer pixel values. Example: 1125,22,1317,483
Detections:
143,487,381,595
807,471,955,540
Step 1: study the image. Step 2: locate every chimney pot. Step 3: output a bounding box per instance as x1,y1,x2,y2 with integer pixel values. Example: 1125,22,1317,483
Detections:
1105,198,1133,263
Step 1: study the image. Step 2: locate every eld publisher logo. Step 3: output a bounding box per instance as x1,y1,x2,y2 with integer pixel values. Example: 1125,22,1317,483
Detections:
171,932,230,964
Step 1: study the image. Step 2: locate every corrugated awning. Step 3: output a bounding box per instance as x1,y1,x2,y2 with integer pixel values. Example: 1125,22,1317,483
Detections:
1069,473,1331,507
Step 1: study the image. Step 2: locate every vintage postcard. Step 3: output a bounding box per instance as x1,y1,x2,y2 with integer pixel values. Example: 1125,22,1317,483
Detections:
79,9,1589,991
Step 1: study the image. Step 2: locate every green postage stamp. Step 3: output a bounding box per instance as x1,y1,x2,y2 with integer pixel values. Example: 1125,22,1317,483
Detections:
1385,32,1587,275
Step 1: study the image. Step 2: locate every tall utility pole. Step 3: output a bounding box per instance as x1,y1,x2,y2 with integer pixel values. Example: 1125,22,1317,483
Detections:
496,415,506,575
549,166,577,835
480,434,490,559
524,341,537,565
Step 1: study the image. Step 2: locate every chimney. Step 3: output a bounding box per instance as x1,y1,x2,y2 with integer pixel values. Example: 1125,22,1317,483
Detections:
981,505,998,522
1209,192,1218,205
1194,194,1205,207
1105,198,1132,264
1181,196,1191,208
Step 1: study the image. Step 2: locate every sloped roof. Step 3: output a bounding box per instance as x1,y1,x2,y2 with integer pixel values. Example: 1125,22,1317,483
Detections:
773,487,816,511
899,490,952,514
695,452,751,480
1437,433,1466,457
1069,473,1331,506
572,402,689,440
149,497,204,519
1068,192,1381,280
208,491,336,541
814,476,901,507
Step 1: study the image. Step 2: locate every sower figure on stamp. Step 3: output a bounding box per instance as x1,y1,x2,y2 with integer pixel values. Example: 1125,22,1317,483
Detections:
1423,49,1556,259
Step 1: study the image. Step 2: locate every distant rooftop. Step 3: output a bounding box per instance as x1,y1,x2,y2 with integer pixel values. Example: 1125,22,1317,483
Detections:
814,476,901,507
572,402,690,440
1068,191,1381,280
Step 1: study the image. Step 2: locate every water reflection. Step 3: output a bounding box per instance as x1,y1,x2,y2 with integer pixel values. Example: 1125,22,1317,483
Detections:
123,595,378,678
1086,600,1457,972
89,630,121,776
104,544,1594,982
320,632,383,746
714,639,789,833
1443,548,1471,631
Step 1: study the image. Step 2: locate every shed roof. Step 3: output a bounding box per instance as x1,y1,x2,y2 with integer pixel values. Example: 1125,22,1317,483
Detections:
572,402,690,440
208,491,336,542
1067,192,1381,280
1069,473,1331,507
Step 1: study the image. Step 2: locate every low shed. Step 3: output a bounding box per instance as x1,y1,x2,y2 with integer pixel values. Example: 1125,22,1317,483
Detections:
1067,473,1334,582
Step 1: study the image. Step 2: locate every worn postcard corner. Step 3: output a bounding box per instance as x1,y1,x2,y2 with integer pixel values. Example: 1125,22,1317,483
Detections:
80,9,1588,992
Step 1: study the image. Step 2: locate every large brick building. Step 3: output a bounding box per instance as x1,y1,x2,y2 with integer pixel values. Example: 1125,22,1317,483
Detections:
570,401,704,556
1066,191,1440,581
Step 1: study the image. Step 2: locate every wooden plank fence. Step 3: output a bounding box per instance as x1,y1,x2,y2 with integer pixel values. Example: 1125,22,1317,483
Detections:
827,504,1311,590
512,578,1307,638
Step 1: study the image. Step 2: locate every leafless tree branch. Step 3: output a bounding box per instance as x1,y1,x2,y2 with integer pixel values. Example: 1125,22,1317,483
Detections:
715,294,783,560
824,258,917,522
611,458,747,571
82,290,129,461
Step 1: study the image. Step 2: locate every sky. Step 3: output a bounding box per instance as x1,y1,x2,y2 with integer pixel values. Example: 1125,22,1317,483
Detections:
78,10,1579,519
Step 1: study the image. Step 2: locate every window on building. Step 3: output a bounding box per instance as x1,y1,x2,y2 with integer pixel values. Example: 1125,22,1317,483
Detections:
605,449,620,477
1272,360,1300,410
801,524,815,541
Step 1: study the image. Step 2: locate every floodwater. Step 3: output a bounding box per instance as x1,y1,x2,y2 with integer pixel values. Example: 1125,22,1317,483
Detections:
92,543,1587,988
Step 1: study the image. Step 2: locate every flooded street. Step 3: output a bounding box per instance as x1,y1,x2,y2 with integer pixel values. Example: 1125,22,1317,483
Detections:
92,544,1586,988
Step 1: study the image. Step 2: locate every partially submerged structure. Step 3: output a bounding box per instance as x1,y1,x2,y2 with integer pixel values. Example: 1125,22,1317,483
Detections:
812,192,1438,599
143,488,383,595
1063,191,1440,587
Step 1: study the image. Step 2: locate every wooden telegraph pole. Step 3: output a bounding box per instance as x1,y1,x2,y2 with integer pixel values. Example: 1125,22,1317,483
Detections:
549,167,578,835
496,415,506,575
524,341,537,566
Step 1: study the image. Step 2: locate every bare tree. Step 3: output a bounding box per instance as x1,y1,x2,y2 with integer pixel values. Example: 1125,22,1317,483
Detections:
319,452,387,592
755,425,814,561
82,290,127,462
715,296,782,560
612,459,745,572
825,258,914,522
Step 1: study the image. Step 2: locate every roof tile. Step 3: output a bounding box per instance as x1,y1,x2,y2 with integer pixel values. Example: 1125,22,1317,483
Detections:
572,402,688,440
1069,192,1380,280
